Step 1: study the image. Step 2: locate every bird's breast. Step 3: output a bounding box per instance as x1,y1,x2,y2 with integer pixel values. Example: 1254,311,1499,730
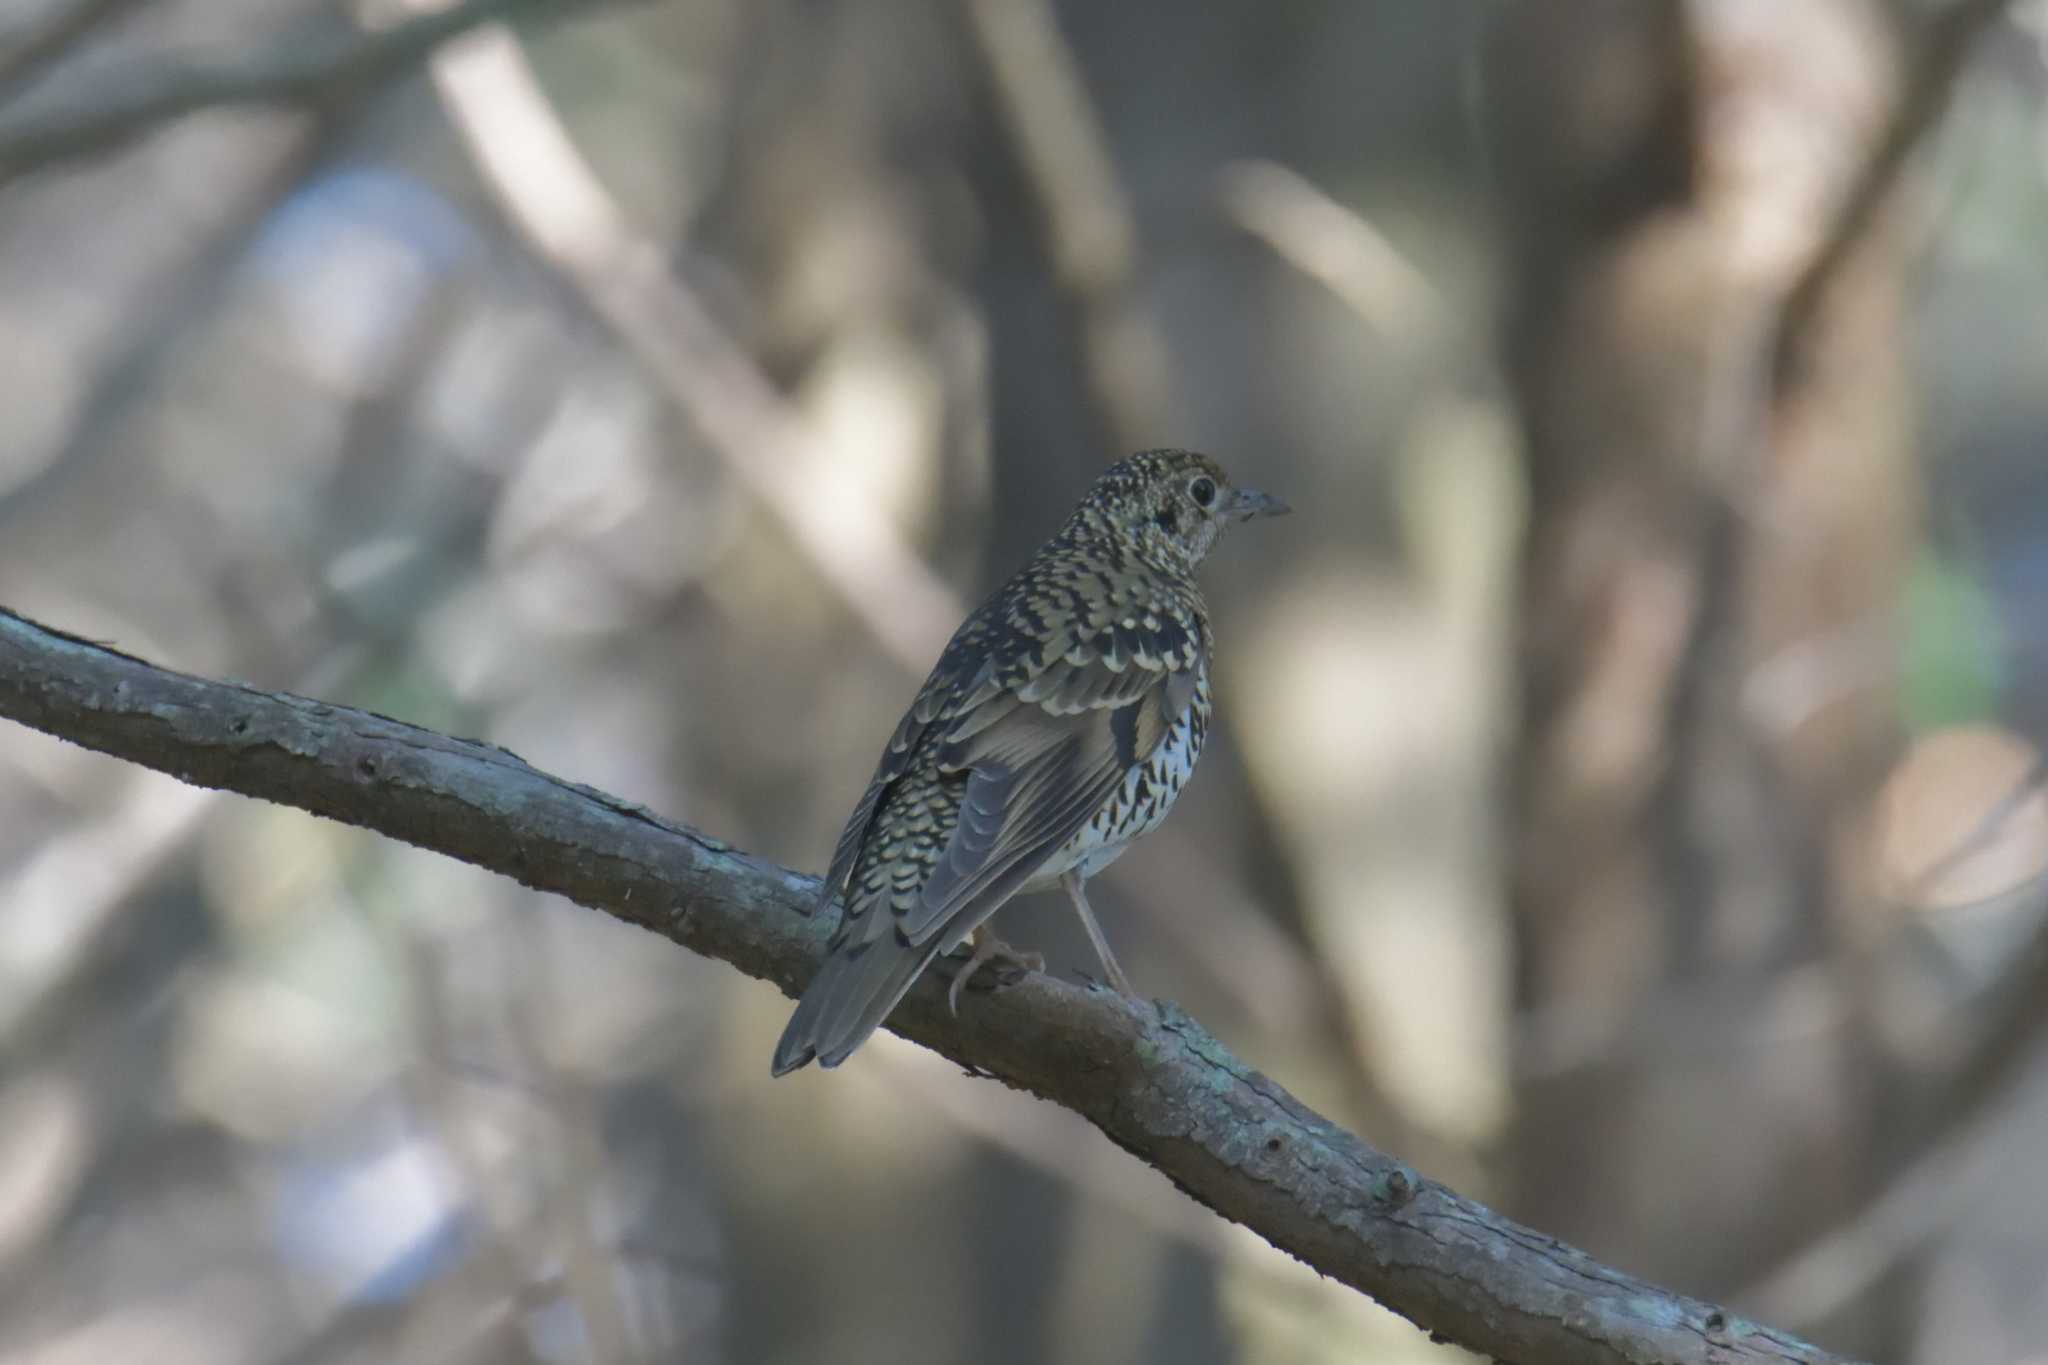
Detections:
1034,671,1211,887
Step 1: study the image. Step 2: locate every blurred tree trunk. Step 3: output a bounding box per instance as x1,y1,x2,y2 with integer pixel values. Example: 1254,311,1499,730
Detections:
1486,0,1917,1350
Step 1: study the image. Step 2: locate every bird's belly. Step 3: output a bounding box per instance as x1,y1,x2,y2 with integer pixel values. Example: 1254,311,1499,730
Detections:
1027,701,1205,889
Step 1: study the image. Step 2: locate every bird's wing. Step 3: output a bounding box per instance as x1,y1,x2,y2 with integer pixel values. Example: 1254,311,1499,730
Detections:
894,624,1203,947
815,639,1001,912
775,595,1203,1075
816,679,955,911
819,565,1205,910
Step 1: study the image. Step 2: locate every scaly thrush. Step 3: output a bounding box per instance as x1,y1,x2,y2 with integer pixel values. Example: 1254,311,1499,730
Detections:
771,450,1287,1074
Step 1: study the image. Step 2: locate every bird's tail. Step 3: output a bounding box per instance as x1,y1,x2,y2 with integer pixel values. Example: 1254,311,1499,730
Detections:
770,934,944,1076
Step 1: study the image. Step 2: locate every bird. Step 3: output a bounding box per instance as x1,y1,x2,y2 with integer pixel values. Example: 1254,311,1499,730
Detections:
771,449,1288,1075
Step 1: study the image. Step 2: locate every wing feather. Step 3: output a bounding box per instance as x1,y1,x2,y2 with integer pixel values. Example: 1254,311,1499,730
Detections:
816,648,996,910
893,642,1200,946
818,605,1195,912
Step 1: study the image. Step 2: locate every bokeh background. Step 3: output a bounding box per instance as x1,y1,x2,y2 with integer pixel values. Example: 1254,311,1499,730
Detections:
3,0,2048,1360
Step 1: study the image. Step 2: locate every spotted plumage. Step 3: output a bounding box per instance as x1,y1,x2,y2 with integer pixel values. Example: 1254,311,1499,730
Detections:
771,450,1288,1075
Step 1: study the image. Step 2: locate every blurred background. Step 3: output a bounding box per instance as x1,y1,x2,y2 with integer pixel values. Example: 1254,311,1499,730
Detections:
2,0,2047,1360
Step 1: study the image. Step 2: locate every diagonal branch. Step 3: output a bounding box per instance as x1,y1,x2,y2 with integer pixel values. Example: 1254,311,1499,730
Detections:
0,604,1859,1365
1770,0,2017,388
0,0,627,184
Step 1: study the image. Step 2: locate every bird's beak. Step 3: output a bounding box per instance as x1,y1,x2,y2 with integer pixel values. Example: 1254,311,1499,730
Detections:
1228,487,1291,522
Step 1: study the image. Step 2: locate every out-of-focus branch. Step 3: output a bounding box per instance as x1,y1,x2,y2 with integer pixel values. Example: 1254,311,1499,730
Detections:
0,0,624,184
1742,861,2048,1324
0,768,214,1044
413,14,962,667
961,0,1169,447
1739,970,2048,1328
1704,0,2027,1323
1664,0,2014,895
1771,0,2017,388
1216,159,1450,343
1745,1096,1999,1327
0,0,152,100
0,605,1860,1365
1684,0,2015,718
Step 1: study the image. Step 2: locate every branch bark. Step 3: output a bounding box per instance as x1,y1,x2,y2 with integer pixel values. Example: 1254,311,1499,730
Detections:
0,605,1858,1365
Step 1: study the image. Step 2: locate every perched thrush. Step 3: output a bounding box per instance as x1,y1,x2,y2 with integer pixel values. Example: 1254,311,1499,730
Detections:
771,450,1288,1075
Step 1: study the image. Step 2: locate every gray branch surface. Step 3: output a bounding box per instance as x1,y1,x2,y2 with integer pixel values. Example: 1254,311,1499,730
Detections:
0,607,1859,1365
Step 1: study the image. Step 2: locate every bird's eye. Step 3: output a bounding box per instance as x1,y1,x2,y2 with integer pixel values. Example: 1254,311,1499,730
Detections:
1189,476,1217,509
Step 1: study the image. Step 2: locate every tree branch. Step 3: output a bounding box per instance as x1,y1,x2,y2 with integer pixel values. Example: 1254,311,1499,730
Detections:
1770,0,2016,388
0,0,625,184
0,605,1858,1365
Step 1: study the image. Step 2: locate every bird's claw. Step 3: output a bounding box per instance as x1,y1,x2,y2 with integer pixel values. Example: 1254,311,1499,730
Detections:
941,936,1044,1014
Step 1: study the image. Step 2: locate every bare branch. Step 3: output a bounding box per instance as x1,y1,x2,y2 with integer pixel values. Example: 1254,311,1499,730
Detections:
1739,1024,2036,1328
0,0,627,184
1216,159,1450,343
1711,0,2032,1320
0,605,1860,1365
1743,850,2048,1323
414,14,963,667
1771,0,2017,387
1654,0,2014,958
961,0,1169,446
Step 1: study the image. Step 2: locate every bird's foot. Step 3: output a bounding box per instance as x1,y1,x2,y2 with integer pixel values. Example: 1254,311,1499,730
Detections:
942,932,1045,1014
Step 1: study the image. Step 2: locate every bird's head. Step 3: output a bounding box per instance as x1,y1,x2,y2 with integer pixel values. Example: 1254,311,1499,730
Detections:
1081,449,1290,573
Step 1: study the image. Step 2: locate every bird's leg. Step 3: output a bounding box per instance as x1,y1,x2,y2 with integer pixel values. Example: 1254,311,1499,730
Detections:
1061,870,1136,997
945,923,1045,1015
